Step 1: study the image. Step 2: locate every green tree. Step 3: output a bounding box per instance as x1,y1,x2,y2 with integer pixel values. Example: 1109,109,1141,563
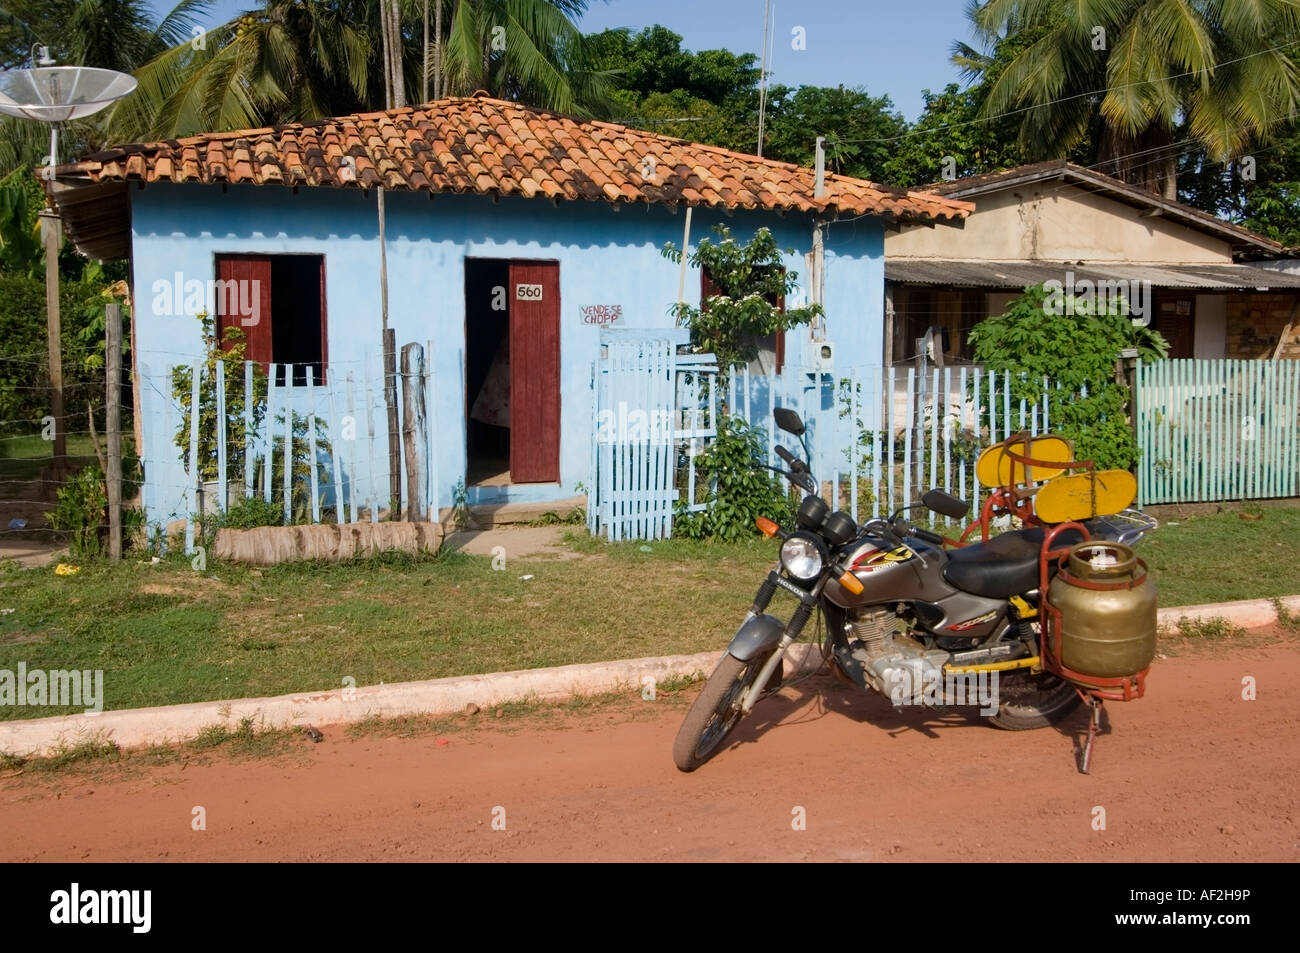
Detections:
882,83,1024,187
760,84,907,181
665,226,816,374
585,25,761,145
674,414,795,541
0,0,209,174
957,0,1300,198
968,285,1167,469
116,0,615,142
662,225,822,374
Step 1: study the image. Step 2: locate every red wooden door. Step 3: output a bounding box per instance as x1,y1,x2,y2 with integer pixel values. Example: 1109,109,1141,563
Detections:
1154,293,1195,359
509,262,560,483
214,255,273,367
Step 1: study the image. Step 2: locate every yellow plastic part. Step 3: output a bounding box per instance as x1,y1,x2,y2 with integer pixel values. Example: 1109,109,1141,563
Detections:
1033,469,1138,523
975,435,1073,487
945,656,1041,675
1009,595,1038,619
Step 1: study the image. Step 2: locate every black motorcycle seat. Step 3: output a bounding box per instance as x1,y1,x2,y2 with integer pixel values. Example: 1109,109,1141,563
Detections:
943,526,1087,599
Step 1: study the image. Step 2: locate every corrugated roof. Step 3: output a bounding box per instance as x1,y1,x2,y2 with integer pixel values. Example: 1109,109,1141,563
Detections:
886,258,1300,290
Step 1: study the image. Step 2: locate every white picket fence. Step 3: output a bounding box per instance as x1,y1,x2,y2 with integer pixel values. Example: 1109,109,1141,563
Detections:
140,346,436,552
732,362,1054,528
588,339,1057,539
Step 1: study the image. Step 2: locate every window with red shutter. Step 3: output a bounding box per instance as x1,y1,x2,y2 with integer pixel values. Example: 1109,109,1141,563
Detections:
215,254,328,385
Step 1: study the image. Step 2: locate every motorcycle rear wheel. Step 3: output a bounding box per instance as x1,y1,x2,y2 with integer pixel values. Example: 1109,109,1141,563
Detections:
988,669,1082,730
673,651,777,772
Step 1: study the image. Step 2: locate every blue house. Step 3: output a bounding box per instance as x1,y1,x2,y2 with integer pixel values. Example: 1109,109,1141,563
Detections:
49,95,970,529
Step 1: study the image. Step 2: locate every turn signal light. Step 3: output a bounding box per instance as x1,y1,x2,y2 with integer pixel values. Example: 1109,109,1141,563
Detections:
837,570,865,595
755,517,779,537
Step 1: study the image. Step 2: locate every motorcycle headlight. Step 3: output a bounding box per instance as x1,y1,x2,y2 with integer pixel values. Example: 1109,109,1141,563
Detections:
780,534,826,581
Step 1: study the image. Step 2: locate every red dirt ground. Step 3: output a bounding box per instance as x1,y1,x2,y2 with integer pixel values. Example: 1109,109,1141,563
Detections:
2,632,1297,862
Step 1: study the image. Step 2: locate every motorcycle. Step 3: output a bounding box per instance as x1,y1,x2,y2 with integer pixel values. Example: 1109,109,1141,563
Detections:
672,408,1158,773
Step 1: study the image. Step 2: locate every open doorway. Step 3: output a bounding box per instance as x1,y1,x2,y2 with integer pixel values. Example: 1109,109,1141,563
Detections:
464,257,561,486
465,258,511,485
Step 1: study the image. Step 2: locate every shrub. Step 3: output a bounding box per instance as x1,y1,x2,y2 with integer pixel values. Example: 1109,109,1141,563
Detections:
968,284,1167,470
675,414,796,541
47,464,108,557
215,495,285,529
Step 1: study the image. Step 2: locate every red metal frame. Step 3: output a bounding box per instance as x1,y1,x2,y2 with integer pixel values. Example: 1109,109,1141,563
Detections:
951,433,1148,702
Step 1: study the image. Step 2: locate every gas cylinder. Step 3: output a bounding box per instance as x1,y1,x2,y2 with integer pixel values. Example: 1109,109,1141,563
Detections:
1048,541,1157,679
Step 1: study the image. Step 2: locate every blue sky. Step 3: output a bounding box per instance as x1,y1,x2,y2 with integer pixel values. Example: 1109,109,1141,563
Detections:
147,0,976,120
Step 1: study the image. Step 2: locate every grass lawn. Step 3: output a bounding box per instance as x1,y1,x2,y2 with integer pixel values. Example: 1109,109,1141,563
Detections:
1138,503,1300,606
0,535,780,720
0,433,108,482
0,503,1297,720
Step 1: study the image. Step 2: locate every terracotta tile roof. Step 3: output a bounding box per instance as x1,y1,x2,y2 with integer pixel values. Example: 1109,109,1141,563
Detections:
57,94,971,226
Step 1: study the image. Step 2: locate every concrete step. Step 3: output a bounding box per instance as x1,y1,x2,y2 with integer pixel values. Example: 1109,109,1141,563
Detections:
439,495,587,529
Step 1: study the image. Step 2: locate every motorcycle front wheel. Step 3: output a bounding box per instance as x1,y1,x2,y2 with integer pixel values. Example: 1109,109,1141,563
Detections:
673,651,778,772
988,669,1082,730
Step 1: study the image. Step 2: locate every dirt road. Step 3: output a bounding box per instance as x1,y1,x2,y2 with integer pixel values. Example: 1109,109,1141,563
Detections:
2,636,1297,862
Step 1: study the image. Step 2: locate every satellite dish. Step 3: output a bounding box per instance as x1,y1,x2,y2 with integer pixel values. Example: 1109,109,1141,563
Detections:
0,66,138,122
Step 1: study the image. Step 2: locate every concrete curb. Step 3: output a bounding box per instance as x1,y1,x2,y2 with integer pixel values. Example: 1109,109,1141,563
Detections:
1,596,1295,758
1157,595,1300,630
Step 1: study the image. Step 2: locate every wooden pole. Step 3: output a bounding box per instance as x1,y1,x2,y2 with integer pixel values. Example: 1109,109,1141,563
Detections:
757,0,771,157
422,0,429,104
401,342,426,521
914,337,926,497
40,210,65,473
377,185,402,519
676,205,692,304
105,302,123,561
385,328,401,518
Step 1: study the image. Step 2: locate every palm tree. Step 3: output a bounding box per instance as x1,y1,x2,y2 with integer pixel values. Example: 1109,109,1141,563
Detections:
438,0,613,114
110,0,379,141
114,0,614,142
956,0,1300,198
0,0,210,172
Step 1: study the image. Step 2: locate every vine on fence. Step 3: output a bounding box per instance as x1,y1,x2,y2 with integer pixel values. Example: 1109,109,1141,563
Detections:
675,414,795,541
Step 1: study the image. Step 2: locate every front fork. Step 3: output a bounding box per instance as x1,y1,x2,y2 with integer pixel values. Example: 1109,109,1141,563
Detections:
739,572,822,714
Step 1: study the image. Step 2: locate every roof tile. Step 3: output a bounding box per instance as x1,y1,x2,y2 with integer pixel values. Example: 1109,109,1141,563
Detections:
60,95,971,225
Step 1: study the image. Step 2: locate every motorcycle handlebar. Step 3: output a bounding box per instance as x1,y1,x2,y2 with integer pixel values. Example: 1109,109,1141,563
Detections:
910,526,945,546
775,445,797,466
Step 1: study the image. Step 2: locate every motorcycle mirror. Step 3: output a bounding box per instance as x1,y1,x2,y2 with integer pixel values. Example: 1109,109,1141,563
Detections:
921,488,969,519
773,407,805,437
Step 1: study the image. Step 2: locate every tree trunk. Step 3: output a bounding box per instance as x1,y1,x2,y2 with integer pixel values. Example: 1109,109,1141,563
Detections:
379,0,393,108
433,0,443,99
1096,123,1177,199
390,0,406,108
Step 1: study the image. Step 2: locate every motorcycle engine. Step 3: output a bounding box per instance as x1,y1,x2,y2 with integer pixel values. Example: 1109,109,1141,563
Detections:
847,607,950,704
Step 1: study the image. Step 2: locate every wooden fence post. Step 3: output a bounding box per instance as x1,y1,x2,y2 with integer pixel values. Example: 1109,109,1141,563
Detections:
384,328,401,519
401,342,426,521
105,302,123,561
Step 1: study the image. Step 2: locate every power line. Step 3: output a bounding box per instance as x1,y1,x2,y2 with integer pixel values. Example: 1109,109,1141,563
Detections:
835,38,1300,146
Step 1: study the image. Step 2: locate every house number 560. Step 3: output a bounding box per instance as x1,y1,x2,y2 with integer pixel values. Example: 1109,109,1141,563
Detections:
516,284,543,301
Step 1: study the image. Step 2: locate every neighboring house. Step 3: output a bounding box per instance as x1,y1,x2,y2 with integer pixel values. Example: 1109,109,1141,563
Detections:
884,160,1300,365
45,94,970,524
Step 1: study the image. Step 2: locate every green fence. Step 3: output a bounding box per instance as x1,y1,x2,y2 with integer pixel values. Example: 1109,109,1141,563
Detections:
1136,359,1300,505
